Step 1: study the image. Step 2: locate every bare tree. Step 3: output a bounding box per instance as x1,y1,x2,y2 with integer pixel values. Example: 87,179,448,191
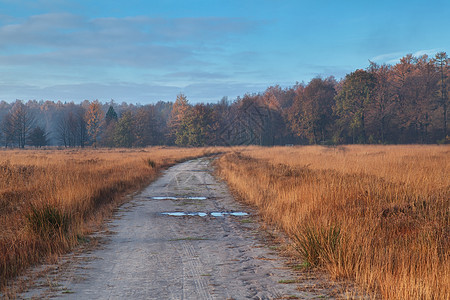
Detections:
57,108,87,147
0,112,15,147
10,101,35,148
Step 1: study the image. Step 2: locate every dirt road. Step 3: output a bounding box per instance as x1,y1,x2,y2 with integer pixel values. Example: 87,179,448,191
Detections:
19,158,325,299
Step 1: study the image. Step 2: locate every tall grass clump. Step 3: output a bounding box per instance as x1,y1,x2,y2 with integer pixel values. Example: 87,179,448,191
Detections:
216,145,449,299
26,204,71,239
0,147,222,289
294,224,342,268
146,158,157,168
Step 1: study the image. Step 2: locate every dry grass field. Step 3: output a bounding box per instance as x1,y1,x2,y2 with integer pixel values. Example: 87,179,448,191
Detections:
0,147,219,288
1,145,448,299
216,145,449,299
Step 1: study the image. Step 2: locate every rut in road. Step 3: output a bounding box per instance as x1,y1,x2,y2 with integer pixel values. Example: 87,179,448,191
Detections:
19,158,327,299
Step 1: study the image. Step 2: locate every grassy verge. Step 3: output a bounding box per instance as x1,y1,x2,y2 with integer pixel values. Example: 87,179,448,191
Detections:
216,145,449,299
0,147,222,289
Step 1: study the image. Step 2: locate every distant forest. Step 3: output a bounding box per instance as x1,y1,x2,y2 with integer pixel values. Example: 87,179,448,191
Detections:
0,53,448,148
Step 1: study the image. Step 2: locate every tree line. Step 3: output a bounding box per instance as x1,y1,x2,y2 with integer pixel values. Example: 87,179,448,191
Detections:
0,52,448,148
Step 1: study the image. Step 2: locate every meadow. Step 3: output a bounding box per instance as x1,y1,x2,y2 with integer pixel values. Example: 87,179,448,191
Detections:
1,145,448,299
0,147,218,288
216,145,449,299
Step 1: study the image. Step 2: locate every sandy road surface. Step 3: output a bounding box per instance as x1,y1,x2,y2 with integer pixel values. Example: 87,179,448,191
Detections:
18,158,326,299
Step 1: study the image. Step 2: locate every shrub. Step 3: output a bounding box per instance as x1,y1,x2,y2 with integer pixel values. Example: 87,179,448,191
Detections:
147,159,157,168
26,204,71,239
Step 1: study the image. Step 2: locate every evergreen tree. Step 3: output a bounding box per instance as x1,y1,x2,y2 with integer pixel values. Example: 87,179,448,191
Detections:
105,105,118,125
29,126,48,148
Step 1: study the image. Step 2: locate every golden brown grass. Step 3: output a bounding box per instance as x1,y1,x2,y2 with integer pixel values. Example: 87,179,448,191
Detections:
216,145,449,299
0,147,220,288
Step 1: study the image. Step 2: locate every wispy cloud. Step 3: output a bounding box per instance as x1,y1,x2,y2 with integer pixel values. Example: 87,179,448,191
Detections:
371,48,444,64
412,48,443,58
0,13,260,56
370,52,405,63
0,12,267,102
0,12,265,84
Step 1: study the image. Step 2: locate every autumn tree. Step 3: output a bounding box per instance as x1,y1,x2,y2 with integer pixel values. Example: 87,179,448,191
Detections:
289,77,335,144
85,100,104,147
368,62,397,143
435,52,449,140
286,83,308,144
260,86,287,145
415,55,439,142
134,106,157,147
114,111,135,147
335,69,376,143
176,104,215,146
227,95,266,145
167,94,190,145
391,55,421,142
391,55,439,142
212,97,231,145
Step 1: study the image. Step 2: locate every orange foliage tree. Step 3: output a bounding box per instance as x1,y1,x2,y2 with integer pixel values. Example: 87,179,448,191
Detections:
85,100,104,147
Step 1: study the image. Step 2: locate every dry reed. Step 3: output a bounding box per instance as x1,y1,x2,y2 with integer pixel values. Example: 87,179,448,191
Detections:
216,145,449,299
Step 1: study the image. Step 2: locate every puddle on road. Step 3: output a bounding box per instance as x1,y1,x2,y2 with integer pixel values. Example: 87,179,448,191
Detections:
161,212,249,217
151,196,207,200
152,196,178,200
210,212,248,217
162,212,208,217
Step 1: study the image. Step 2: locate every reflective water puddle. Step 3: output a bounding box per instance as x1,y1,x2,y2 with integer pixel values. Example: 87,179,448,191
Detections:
161,212,248,217
152,196,178,200
151,196,207,200
210,212,248,217
161,212,208,217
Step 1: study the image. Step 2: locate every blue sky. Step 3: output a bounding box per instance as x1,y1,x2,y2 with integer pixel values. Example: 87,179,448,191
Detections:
0,0,449,103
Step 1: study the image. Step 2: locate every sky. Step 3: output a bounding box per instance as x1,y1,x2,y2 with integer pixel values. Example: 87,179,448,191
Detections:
0,0,449,104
